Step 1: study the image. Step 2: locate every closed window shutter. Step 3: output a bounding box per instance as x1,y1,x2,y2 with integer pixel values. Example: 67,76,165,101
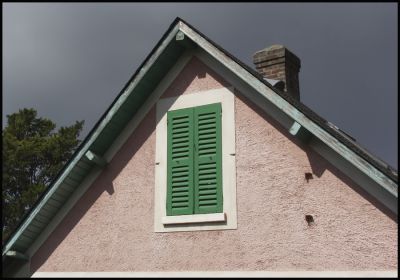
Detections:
166,103,223,216
167,108,195,216
194,103,223,214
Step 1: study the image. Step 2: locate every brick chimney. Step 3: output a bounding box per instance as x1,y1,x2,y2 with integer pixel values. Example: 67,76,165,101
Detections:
253,45,301,100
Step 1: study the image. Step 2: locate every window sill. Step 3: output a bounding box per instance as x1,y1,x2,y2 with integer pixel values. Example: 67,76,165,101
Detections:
162,213,226,225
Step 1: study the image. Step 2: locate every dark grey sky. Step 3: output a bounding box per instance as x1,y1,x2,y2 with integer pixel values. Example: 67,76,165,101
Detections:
3,3,398,168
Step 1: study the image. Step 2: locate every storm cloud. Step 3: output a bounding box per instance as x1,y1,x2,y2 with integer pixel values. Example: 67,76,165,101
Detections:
3,3,397,167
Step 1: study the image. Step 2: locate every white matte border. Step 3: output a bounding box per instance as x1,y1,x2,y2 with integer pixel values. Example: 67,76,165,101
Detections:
32,271,398,278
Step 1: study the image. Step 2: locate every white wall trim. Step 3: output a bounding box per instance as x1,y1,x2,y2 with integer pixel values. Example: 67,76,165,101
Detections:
32,271,398,278
162,213,226,225
154,87,237,232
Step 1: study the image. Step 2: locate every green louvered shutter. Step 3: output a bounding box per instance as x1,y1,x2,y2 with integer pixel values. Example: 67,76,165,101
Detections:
194,103,223,214
166,108,195,216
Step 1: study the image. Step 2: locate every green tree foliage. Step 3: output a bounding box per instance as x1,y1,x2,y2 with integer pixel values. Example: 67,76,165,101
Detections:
2,108,84,242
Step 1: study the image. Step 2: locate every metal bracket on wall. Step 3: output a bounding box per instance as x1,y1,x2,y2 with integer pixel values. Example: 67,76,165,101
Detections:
175,30,185,41
289,121,302,136
85,150,107,167
176,29,197,49
289,121,312,143
5,251,29,261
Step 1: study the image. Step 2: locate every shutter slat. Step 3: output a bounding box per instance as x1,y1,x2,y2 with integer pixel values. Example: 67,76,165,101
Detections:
194,103,223,214
172,191,189,197
172,138,190,144
198,186,217,191
198,124,216,130
198,128,218,135
198,133,216,140
199,189,217,195
172,143,189,148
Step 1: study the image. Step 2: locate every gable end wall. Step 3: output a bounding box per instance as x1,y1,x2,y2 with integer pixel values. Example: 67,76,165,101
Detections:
32,56,397,272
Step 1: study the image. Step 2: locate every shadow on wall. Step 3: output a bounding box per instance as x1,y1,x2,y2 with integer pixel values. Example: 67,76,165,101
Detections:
31,105,155,272
235,91,397,223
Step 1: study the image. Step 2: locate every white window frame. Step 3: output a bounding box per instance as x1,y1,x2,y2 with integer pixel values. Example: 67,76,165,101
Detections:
154,87,237,232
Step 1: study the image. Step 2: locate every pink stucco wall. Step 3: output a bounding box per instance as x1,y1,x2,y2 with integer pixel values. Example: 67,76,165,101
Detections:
32,57,397,272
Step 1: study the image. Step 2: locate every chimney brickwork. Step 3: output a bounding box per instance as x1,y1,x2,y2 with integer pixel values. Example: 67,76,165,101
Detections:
253,45,301,100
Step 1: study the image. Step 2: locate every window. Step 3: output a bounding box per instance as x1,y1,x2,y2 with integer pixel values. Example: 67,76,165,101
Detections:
154,87,237,232
167,103,223,216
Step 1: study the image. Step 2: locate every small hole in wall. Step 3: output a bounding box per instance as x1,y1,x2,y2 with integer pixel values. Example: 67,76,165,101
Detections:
305,172,313,182
197,69,206,79
305,215,315,226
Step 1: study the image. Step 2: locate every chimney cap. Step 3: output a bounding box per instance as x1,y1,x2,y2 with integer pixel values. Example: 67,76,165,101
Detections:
253,44,285,56
261,44,284,52
253,44,300,66
253,44,301,100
